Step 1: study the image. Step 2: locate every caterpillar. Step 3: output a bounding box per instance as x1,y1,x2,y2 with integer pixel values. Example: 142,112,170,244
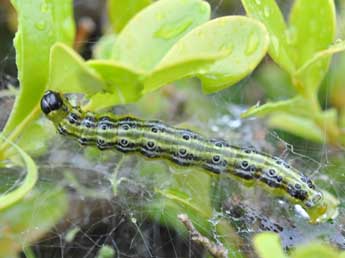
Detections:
40,90,338,223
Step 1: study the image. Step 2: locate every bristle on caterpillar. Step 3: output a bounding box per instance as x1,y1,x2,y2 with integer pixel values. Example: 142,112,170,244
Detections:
40,90,339,223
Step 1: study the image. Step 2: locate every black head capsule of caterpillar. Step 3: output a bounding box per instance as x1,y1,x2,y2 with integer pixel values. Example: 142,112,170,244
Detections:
41,90,63,114
40,91,72,125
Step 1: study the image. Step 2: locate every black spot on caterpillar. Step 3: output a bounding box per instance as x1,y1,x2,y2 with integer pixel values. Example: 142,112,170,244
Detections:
40,91,339,223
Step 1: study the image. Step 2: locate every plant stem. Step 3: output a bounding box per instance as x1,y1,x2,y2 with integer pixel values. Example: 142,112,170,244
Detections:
0,104,41,157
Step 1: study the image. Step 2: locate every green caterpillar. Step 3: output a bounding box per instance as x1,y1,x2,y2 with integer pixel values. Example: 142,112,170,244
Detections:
40,90,339,223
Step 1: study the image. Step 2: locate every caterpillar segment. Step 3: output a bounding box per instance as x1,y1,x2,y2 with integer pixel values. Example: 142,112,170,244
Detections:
40,90,339,223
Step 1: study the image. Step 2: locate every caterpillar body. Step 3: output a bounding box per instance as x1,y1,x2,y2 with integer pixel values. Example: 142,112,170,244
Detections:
41,91,338,223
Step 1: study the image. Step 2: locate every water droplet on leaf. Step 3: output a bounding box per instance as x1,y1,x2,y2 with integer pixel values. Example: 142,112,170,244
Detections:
220,42,233,56
245,31,259,55
154,19,192,40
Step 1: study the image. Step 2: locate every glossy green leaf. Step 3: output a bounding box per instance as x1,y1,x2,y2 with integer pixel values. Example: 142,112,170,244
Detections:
290,0,336,94
145,16,269,94
290,243,339,258
253,232,287,258
85,60,144,110
241,0,295,74
108,0,152,33
0,187,67,258
241,96,311,118
143,54,225,94
0,136,38,211
268,113,324,142
295,40,345,79
84,92,114,111
111,0,210,72
3,0,75,136
49,43,106,96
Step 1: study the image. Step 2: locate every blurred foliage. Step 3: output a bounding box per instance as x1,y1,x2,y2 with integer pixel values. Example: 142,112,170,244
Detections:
241,0,345,145
254,232,345,258
140,160,244,257
0,136,37,211
0,0,344,257
0,185,67,258
95,245,116,258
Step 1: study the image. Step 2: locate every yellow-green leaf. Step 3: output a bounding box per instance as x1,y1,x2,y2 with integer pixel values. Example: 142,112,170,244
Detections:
241,96,311,118
253,233,288,258
85,60,144,110
241,0,295,74
268,113,325,142
108,0,152,33
49,43,106,96
111,0,210,72
145,16,269,94
290,243,339,258
3,0,75,136
290,0,336,94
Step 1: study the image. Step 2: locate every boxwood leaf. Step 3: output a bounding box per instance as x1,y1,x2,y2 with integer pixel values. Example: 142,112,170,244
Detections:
49,43,106,96
241,96,312,118
85,60,144,110
295,40,345,81
3,0,75,136
108,0,152,33
268,113,324,142
290,243,339,258
289,0,336,94
145,16,269,94
93,34,117,60
253,232,287,258
111,0,210,72
241,0,295,74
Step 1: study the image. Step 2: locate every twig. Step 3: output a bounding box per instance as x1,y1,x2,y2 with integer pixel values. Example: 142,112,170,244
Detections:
178,214,228,258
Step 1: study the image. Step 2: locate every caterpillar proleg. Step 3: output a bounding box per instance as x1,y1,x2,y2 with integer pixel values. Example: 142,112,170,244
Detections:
40,90,339,223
